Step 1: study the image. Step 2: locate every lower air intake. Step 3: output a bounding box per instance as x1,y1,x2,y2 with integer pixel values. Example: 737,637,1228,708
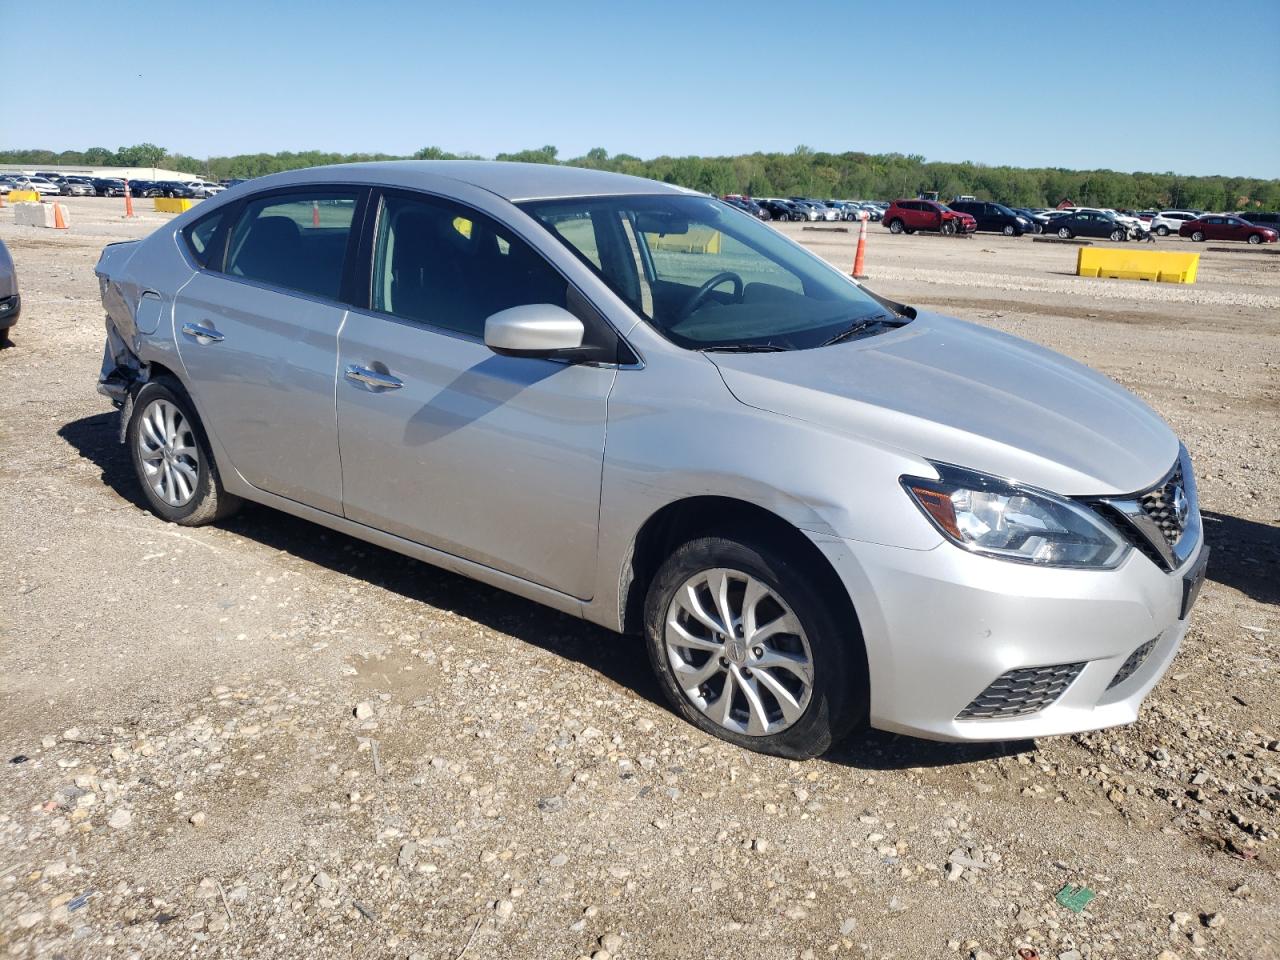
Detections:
1107,637,1159,690
957,662,1085,720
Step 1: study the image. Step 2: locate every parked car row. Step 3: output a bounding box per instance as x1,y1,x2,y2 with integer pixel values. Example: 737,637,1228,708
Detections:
721,195,887,223
0,173,226,199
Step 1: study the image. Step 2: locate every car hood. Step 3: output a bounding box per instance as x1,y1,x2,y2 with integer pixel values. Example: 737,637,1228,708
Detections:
707,311,1178,496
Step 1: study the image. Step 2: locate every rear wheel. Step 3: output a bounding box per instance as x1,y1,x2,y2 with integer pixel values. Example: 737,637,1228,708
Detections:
888,219,904,234
1155,225,1169,236
126,377,242,526
1191,230,1205,242
644,536,866,759
1057,226,1072,239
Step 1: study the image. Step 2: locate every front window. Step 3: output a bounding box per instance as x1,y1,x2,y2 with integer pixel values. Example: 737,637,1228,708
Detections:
370,192,568,338
520,194,903,351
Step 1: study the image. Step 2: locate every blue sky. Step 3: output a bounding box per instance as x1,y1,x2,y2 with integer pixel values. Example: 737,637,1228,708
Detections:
9,0,1278,177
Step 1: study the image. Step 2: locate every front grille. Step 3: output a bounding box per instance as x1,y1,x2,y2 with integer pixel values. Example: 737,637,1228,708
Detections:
1138,459,1187,546
1107,637,1159,690
956,662,1085,720
1087,453,1195,571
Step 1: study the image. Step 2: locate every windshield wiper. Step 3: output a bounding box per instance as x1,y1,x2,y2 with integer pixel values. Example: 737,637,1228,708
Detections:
822,313,898,347
699,343,790,353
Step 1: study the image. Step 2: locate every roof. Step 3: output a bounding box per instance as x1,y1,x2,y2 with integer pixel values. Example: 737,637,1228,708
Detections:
255,160,688,202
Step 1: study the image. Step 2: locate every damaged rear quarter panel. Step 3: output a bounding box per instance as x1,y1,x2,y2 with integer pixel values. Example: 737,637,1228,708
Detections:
96,230,197,393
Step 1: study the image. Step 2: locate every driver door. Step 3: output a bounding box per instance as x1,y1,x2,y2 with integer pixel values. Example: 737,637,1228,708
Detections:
335,190,615,600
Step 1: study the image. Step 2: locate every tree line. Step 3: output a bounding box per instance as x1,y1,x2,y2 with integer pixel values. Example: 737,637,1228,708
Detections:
3,143,1276,211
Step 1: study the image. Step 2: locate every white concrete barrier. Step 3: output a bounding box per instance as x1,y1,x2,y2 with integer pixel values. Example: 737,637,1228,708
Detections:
14,202,58,228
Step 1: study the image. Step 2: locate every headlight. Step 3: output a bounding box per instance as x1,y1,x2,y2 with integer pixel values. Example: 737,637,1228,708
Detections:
901,464,1130,569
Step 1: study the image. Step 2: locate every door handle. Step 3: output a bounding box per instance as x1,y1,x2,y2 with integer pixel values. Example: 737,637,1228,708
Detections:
344,365,403,390
181,321,225,344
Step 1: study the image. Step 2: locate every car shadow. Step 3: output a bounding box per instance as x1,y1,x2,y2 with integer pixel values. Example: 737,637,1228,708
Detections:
61,410,1035,772
1201,510,1280,606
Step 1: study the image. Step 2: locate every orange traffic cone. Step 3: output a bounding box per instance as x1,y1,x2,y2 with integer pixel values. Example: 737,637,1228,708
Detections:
53,202,68,229
851,214,868,279
312,200,320,227
124,181,136,219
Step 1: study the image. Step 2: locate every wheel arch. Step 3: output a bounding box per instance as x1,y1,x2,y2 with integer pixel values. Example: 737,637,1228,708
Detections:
618,495,861,644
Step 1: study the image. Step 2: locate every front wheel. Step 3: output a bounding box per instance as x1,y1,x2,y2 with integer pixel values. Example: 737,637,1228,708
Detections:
1110,229,1126,242
127,377,242,526
644,536,866,759
1058,226,1072,239
1003,224,1016,236
940,220,957,236
1248,233,1262,244
1191,230,1205,242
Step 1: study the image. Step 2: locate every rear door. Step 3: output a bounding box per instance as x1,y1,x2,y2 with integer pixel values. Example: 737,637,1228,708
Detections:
173,187,365,515
335,190,615,599
1220,216,1248,240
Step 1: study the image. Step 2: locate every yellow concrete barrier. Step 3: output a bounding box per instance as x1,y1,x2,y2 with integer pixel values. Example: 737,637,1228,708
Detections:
7,190,41,204
646,227,723,254
1076,247,1199,284
154,197,196,214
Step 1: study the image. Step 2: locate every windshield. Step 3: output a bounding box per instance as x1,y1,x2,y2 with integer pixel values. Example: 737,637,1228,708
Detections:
520,194,902,350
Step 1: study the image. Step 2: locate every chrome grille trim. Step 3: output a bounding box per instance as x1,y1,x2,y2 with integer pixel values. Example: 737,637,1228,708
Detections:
956,662,1085,720
1089,444,1201,572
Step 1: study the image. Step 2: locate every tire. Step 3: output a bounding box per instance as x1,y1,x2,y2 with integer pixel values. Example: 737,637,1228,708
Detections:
1057,226,1072,239
1003,224,1016,236
1156,225,1169,236
126,377,242,526
644,535,866,759
1109,229,1125,242
940,220,957,236
1191,230,1205,242
1248,233,1261,244
888,219,904,234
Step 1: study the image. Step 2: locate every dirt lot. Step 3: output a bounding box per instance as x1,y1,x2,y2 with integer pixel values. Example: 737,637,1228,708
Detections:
1,196,1277,960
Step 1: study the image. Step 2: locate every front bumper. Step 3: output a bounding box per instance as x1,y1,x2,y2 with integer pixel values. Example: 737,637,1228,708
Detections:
0,294,19,330
811,529,1203,742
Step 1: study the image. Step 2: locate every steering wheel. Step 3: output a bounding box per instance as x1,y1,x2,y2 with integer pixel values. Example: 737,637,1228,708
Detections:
679,271,744,320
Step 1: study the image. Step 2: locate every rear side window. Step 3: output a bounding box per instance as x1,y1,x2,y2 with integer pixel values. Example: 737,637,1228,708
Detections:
183,210,225,268
225,191,359,300
370,193,567,339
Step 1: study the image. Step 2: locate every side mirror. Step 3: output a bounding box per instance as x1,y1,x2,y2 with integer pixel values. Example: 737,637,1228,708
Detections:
484,304,585,359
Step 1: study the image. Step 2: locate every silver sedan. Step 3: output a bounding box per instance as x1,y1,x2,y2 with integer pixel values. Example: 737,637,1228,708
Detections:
0,237,19,342
93,162,1207,758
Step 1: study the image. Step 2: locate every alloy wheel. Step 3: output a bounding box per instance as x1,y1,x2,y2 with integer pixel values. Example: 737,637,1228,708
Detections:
136,398,199,507
663,568,814,736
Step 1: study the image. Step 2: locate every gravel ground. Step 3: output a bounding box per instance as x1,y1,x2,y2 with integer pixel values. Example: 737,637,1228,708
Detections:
1,197,1277,960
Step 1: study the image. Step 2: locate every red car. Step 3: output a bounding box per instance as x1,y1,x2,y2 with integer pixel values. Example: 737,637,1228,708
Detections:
883,199,977,235
1179,215,1278,244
